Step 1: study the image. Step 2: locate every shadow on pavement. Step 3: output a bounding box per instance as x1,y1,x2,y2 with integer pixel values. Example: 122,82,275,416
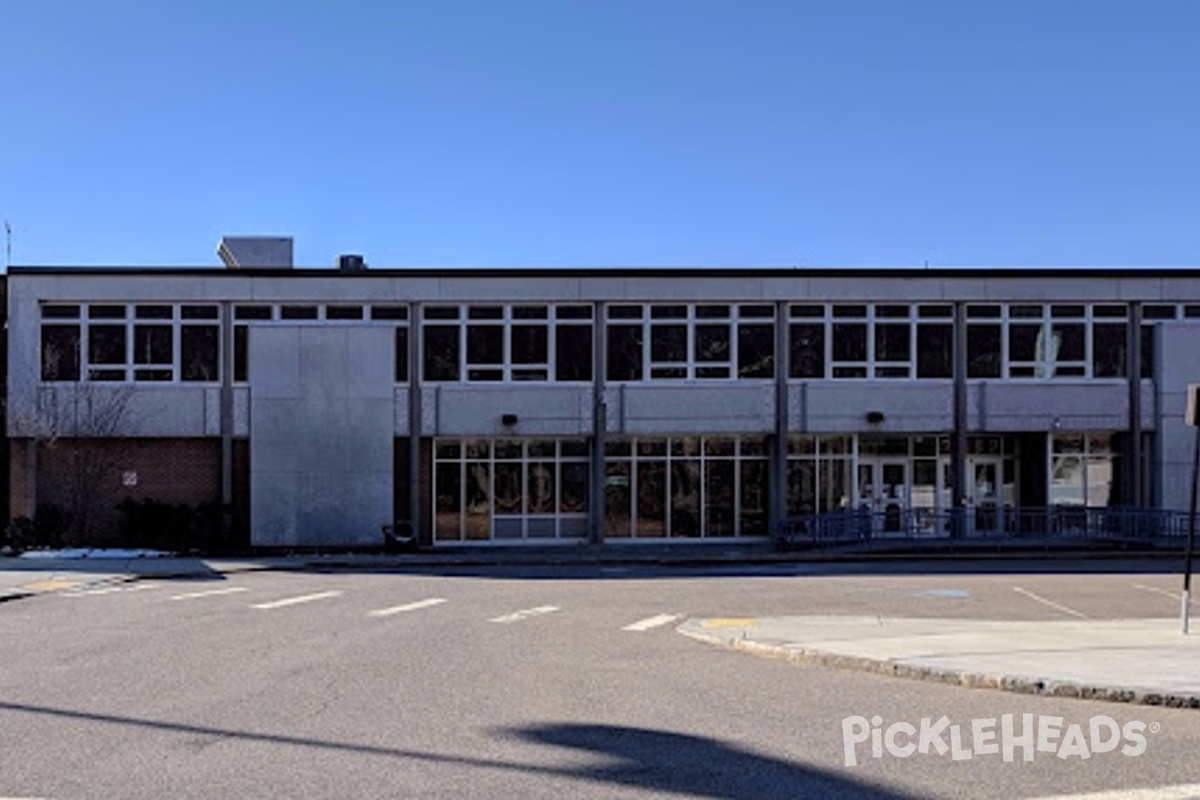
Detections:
0,701,909,798
511,722,911,799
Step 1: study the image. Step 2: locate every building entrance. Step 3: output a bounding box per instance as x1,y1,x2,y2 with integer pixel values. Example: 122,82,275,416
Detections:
856,459,908,533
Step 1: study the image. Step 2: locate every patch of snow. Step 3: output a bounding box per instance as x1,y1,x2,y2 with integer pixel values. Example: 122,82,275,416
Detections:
19,548,172,560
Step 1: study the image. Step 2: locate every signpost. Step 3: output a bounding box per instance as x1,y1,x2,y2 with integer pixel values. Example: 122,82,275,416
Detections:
1183,385,1200,633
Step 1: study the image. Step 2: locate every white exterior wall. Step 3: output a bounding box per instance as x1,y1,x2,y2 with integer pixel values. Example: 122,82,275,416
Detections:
1156,324,1200,511
250,326,393,547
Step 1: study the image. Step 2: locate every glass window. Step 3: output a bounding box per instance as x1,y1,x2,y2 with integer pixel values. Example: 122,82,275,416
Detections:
281,305,318,320
511,325,548,366
89,325,126,366
371,306,408,321
696,325,730,363
790,304,824,318
395,328,409,382
1093,323,1126,378
1141,325,1154,380
181,326,219,382
650,324,687,362
607,325,643,381
181,305,219,320
42,304,80,319
555,326,592,382
917,324,953,378
234,305,271,320
737,324,774,379
1008,323,1040,361
832,323,866,361
326,305,363,320
435,462,462,541
1049,323,1085,378
424,326,460,381
739,460,769,534
41,325,81,382
874,323,910,363
636,462,666,538
967,324,1001,378
234,326,248,382
560,463,589,514
424,306,459,320
89,305,126,319
135,305,172,320
605,462,632,538
696,305,730,319
789,323,824,379
670,460,701,537
133,324,172,365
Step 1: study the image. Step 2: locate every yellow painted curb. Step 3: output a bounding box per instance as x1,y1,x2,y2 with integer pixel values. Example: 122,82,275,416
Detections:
701,618,756,628
21,579,79,592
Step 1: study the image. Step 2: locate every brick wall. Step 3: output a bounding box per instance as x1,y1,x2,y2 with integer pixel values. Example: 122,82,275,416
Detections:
30,438,221,543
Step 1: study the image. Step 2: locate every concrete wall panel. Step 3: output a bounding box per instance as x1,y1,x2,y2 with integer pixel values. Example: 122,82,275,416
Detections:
797,383,954,433
968,382,1129,432
431,386,590,436
608,384,774,435
250,326,393,546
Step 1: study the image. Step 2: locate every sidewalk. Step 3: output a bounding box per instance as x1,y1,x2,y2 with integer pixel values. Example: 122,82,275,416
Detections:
679,615,1200,709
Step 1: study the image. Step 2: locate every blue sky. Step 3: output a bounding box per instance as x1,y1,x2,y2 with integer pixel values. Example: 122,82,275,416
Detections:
2,0,1197,268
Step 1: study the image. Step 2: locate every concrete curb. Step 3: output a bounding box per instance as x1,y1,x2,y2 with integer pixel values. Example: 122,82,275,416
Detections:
678,626,1200,711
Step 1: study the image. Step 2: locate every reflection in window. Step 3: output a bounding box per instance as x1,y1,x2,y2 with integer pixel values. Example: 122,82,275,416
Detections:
636,462,667,538
181,326,219,382
737,323,774,379
1092,323,1126,378
424,326,460,381
670,460,701,537
435,463,462,541
605,462,632,538
789,323,824,379
41,325,81,382
967,324,1001,378
916,323,952,378
607,325,643,381
556,325,593,382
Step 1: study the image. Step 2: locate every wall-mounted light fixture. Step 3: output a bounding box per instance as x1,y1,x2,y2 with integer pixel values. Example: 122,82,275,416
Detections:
865,411,886,425
501,413,519,426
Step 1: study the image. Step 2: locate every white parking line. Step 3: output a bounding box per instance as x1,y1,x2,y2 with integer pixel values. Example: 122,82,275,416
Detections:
1023,783,1200,799
1132,582,1182,601
1012,586,1088,619
170,586,251,601
124,583,161,592
623,614,682,632
367,598,447,617
489,605,560,624
251,591,342,610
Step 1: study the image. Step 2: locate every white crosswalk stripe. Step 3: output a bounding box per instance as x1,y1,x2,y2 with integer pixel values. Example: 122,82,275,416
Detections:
170,586,251,601
489,605,560,623
251,591,343,610
367,598,447,617
622,613,682,632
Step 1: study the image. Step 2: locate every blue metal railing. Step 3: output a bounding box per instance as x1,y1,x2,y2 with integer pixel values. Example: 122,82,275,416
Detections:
772,506,1193,550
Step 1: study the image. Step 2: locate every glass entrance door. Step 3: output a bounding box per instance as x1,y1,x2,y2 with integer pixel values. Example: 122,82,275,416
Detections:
969,458,1003,535
857,459,909,534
